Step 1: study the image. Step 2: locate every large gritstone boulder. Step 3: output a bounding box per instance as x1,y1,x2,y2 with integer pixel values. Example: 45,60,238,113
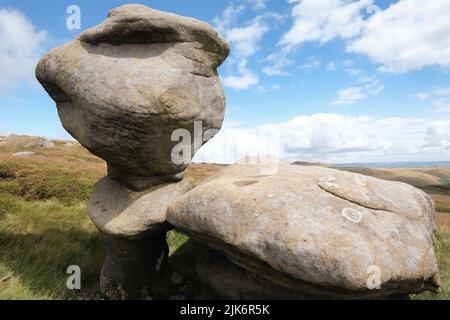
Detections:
167,158,441,299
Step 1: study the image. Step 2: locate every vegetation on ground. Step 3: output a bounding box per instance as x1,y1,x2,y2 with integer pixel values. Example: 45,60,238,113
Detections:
0,143,448,299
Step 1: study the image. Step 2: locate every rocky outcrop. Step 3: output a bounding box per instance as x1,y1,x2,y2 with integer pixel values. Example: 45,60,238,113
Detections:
167,158,441,299
1,134,55,149
36,4,229,299
36,4,228,190
36,4,440,301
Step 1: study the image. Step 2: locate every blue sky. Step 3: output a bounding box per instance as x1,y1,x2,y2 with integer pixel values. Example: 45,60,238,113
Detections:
1,0,450,163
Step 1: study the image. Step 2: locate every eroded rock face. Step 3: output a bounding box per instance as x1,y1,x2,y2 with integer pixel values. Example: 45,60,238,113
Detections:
167,158,440,298
36,4,229,187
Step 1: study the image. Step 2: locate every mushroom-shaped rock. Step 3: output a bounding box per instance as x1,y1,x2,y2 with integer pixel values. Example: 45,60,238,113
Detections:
35,4,229,189
167,158,440,299
35,4,229,299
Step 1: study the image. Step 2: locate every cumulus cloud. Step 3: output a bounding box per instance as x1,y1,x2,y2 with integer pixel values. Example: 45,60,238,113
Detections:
264,0,376,75
433,100,450,113
262,48,294,76
254,84,281,94
413,86,450,112
347,0,450,73
194,113,450,164
435,87,450,96
330,68,384,105
330,81,383,106
248,0,268,10
280,0,376,48
266,0,450,75
414,92,429,100
214,4,279,90
300,57,321,72
0,8,48,95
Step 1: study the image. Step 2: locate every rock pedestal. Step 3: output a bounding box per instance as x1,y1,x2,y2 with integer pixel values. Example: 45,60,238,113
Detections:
36,4,229,299
100,233,168,299
87,177,192,298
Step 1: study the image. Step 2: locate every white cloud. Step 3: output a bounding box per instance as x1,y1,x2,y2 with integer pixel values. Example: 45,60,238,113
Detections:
249,0,268,10
280,0,376,48
213,4,245,32
267,0,450,75
326,62,337,71
194,113,450,164
262,48,293,76
300,57,321,71
414,93,429,100
434,87,450,96
225,20,268,59
330,87,367,106
214,5,272,90
254,84,281,94
330,79,383,106
0,8,48,95
347,0,450,73
265,0,376,75
413,86,450,111
433,100,450,113
223,72,259,90
331,69,383,105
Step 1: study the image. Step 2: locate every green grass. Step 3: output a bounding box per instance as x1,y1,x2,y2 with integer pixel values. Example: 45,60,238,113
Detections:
0,191,200,300
0,193,104,299
414,227,450,300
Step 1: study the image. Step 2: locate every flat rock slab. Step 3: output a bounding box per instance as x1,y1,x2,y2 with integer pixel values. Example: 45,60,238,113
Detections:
88,176,192,238
167,158,440,298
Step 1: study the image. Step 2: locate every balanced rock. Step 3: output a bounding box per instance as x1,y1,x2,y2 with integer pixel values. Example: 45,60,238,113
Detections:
167,158,440,299
35,4,229,189
35,4,229,299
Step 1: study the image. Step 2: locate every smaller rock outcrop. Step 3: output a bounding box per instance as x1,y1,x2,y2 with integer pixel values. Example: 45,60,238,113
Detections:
1,134,55,149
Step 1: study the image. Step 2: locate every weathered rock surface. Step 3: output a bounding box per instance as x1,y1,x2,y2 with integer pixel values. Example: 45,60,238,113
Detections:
2,134,55,149
87,176,192,238
35,4,229,188
167,158,440,298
